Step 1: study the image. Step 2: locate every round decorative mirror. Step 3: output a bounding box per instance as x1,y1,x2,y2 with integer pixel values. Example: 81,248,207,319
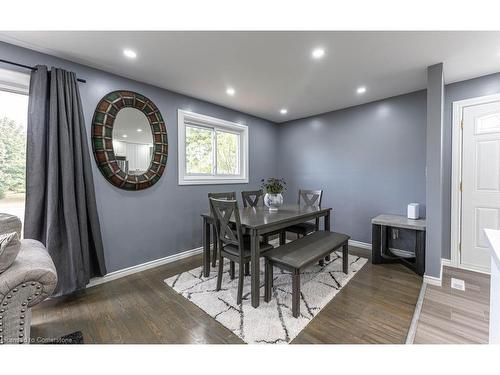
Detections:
91,91,168,190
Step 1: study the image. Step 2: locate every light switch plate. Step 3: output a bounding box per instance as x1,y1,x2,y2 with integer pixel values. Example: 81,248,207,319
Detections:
451,278,465,291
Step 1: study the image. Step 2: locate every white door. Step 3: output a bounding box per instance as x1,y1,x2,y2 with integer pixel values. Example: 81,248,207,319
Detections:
461,101,500,273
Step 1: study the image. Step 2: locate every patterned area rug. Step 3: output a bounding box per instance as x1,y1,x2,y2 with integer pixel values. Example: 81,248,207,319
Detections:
165,250,367,344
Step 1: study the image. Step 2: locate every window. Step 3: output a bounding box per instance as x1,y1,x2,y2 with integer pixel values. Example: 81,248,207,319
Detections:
0,67,30,229
178,109,248,185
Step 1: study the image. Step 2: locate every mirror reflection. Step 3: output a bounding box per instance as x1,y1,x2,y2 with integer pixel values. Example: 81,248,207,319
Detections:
112,107,153,175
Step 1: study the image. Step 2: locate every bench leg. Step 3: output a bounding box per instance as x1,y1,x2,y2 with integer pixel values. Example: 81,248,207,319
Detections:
342,242,349,274
264,259,273,302
292,270,300,318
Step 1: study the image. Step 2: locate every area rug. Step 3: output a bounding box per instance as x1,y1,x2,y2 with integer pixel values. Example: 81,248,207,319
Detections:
164,251,367,344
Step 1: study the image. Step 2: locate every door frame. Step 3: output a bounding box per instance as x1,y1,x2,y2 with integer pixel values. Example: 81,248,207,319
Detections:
451,93,500,274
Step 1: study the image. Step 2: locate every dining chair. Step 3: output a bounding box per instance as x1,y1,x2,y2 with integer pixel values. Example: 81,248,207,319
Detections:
208,192,237,267
241,189,265,275
208,191,237,200
209,198,273,304
241,189,285,252
241,189,264,207
285,189,324,238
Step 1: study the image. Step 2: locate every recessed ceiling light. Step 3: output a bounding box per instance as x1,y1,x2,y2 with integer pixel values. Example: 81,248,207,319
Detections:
280,108,288,115
123,49,137,59
137,128,143,132
226,87,235,96
122,134,128,138
312,48,325,59
356,86,367,94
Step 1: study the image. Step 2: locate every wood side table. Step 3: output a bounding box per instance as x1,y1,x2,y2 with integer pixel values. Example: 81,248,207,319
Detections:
371,214,426,276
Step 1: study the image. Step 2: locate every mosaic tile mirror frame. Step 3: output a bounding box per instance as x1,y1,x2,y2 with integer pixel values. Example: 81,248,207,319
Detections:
91,90,168,190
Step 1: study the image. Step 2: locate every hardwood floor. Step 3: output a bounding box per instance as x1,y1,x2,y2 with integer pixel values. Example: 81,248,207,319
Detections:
31,246,422,344
414,266,490,344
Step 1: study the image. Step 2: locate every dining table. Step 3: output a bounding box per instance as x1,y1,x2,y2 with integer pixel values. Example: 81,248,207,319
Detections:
201,204,332,308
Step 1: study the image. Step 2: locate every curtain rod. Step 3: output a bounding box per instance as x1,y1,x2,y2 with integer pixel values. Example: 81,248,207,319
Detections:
0,58,86,83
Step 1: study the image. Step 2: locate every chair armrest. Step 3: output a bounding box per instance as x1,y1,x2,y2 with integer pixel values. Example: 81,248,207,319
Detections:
0,240,57,344
0,240,57,306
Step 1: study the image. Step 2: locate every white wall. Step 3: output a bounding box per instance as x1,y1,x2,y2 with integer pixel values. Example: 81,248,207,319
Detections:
113,140,152,173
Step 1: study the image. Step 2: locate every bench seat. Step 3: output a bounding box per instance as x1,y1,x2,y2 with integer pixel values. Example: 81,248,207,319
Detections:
264,230,351,318
264,231,350,269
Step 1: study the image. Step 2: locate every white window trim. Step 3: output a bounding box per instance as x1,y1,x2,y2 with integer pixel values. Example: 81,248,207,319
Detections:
178,109,249,185
0,67,30,95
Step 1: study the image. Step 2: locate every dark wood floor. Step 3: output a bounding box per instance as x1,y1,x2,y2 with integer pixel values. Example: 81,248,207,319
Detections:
31,246,422,344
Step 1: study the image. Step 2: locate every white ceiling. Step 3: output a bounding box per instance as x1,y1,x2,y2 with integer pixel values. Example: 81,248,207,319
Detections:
1,31,500,123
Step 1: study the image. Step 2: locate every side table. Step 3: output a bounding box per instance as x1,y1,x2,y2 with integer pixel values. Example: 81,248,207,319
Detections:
371,214,426,276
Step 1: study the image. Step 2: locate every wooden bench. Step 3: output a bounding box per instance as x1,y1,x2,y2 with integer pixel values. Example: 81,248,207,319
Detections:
263,230,350,318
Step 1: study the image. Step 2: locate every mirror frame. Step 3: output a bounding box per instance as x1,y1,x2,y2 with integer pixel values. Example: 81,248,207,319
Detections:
91,90,168,190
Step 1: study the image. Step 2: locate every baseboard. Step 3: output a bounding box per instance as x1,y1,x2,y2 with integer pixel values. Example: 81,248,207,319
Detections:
423,258,452,287
87,246,204,288
423,274,442,286
441,258,452,267
86,241,450,289
348,239,371,250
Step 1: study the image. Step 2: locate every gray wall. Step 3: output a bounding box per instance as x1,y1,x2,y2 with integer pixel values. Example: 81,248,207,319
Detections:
3,39,500,275
276,68,500,272
442,72,500,259
0,41,279,273
426,63,445,278
276,91,427,245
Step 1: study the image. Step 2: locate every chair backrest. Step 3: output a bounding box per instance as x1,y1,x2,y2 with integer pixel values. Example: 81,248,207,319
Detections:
208,191,236,200
209,198,244,256
298,189,323,207
241,190,264,207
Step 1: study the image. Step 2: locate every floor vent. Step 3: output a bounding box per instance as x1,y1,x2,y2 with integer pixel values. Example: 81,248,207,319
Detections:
451,278,465,291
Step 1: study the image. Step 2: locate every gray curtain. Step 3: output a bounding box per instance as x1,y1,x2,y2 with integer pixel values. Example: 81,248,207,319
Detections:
24,65,106,296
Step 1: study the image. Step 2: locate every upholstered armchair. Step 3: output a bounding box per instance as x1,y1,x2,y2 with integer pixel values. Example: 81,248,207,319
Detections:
0,213,57,344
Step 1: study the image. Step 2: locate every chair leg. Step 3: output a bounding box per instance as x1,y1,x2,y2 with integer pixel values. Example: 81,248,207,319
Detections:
237,263,244,304
342,243,349,274
230,261,235,279
244,262,250,276
264,259,273,302
279,231,286,245
216,254,224,291
292,270,300,318
211,227,218,267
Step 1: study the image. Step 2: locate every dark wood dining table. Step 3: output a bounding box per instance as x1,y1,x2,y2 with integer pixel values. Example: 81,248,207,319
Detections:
201,204,332,308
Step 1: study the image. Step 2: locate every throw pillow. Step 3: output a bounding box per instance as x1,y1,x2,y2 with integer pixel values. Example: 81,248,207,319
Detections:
0,232,21,273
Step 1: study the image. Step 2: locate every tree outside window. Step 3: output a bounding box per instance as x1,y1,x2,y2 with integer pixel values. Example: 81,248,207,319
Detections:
0,117,26,199
0,89,29,223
